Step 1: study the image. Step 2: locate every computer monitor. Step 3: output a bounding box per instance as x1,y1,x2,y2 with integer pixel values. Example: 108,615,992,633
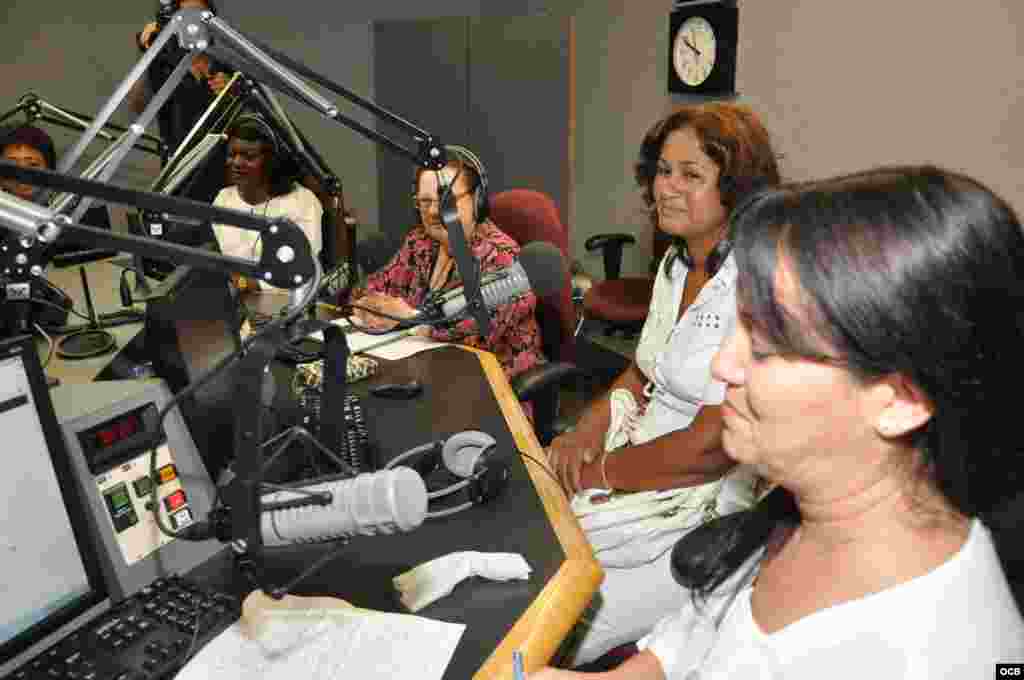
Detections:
144,262,243,479
0,335,106,667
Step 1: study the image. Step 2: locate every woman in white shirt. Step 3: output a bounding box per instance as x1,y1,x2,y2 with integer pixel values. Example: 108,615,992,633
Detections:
532,166,1024,678
546,103,782,664
212,113,323,290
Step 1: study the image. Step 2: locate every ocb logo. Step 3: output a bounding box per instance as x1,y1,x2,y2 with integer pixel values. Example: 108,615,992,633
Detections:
997,663,1024,677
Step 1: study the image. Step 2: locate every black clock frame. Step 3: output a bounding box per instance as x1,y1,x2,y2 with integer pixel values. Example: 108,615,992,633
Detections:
668,3,739,96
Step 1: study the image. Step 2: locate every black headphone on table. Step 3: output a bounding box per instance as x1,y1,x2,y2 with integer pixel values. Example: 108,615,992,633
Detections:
385,430,509,515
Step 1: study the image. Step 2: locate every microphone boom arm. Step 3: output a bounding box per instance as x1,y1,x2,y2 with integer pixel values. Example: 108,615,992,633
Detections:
0,93,164,158
0,4,500,597
0,162,317,288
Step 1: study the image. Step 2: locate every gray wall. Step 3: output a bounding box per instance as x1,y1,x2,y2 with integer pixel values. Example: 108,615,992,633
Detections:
571,0,1024,277
4,0,1023,278
0,1,377,231
373,14,570,247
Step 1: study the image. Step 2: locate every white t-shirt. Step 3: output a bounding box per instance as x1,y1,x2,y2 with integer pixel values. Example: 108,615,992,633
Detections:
212,183,323,289
639,520,1024,679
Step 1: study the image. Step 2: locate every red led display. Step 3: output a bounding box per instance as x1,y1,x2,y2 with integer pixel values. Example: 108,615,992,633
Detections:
92,414,141,449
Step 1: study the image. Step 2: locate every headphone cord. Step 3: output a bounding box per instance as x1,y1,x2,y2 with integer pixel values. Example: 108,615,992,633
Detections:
519,448,570,499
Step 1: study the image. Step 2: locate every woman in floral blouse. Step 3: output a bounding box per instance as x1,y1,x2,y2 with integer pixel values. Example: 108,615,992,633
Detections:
352,151,545,383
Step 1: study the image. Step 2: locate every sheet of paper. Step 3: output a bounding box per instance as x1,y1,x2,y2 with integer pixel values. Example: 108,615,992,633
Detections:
177,600,464,680
362,335,448,360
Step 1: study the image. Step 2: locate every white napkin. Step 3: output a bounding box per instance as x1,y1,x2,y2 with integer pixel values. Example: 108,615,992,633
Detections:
393,551,532,612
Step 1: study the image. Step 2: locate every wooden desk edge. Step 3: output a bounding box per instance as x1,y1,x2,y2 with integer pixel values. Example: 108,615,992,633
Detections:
464,348,604,679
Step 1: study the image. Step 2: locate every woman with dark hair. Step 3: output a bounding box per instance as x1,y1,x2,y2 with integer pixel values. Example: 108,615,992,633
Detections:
0,124,57,202
212,113,323,291
547,102,781,665
533,166,1024,678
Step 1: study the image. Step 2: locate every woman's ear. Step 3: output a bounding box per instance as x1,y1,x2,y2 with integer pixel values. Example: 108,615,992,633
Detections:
871,373,933,440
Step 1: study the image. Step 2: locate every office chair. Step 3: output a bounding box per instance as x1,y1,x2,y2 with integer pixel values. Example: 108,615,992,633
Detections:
577,231,662,338
488,189,583,445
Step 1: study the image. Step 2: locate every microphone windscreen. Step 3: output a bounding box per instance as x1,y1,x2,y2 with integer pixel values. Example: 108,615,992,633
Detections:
518,242,566,299
260,467,427,545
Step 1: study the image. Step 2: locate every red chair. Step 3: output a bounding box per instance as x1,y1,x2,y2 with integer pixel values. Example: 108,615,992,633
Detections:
488,189,582,444
578,233,657,338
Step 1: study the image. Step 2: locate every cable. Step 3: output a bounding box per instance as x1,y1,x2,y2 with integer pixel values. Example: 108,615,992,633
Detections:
520,448,570,499
147,257,325,541
28,296,93,323
33,322,54,368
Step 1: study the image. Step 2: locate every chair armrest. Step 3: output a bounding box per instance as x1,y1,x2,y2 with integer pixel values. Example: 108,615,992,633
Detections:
585,233,637,280
510,361,582,404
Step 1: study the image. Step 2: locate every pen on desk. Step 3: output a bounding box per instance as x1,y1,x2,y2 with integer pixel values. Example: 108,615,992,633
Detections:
512,650,525,680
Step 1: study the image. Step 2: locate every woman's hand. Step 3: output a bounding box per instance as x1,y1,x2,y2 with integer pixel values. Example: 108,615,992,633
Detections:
137,21,160,50
547,427,606,495
231,273,257,294
351,292,418,331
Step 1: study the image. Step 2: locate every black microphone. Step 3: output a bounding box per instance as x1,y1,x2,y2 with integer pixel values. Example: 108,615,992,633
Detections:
180,466,428,544
419,241,565,327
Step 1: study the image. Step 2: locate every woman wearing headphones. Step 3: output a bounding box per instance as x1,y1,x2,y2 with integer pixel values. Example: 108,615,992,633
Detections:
212,114,323,290
352,148,544,383
547,103,782,667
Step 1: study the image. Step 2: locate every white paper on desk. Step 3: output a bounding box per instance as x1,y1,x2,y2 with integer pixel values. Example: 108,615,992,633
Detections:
176,605,464,680
363,335,447,360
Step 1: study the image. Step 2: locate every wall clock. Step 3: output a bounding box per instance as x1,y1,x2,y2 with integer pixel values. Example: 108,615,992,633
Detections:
668,3,738,96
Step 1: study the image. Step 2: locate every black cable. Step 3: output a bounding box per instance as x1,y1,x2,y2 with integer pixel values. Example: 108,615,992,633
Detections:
519,448,570,499
28,296,93,323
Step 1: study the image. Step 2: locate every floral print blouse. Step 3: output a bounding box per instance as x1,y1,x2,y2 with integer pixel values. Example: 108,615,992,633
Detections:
365,221,546,381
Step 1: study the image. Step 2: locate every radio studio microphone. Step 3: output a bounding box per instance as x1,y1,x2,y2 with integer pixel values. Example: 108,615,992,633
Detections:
260,467,428,546
418,241,566,326
180,467,428,544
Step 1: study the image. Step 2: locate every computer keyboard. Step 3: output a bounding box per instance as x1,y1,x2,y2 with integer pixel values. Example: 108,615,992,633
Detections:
5,576,240,680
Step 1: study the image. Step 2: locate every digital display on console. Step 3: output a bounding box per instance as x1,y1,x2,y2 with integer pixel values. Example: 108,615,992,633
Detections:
91,413,142,450
78,403,163,474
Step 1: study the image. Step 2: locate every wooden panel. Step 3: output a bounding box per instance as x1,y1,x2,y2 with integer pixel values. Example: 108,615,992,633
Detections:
465,348,603,679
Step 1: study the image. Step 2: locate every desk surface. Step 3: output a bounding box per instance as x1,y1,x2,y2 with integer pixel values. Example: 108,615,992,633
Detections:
40,259,147,384
39,260,603,679
343,347,602,679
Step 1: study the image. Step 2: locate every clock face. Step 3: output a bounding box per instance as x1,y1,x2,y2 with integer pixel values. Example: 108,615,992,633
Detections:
672,16,717,87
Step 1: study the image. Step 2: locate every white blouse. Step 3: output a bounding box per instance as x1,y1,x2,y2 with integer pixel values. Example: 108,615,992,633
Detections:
639,520,1024,679
633,248,736,443
626,248,755,513
212,183,323,289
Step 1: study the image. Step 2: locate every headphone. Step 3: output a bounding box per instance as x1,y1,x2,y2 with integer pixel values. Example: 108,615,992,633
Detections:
385,430,509,516
673,175,773,276
446,145,489,222
674,235,732,277
416,145,490,223
230,112,282,157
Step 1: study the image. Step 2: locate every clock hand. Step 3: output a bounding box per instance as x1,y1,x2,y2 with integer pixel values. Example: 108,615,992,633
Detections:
683,36,701,57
